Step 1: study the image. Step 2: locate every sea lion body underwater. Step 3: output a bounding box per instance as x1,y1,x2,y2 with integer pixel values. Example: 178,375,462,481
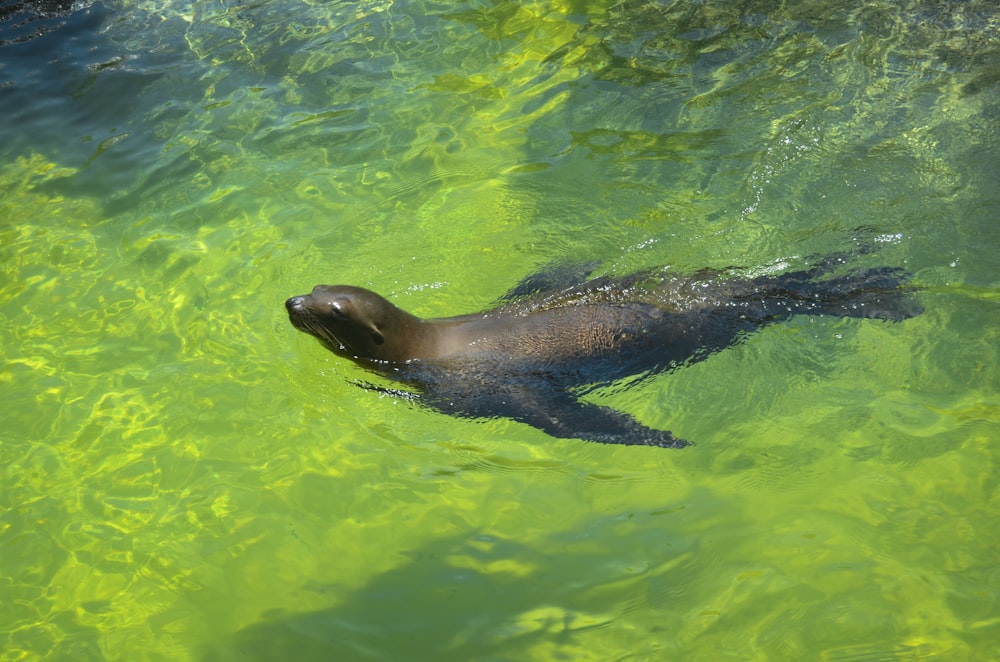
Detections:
285,254,921,448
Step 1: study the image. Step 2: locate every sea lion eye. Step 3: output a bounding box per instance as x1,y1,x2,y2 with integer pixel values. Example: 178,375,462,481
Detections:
331,301,349,319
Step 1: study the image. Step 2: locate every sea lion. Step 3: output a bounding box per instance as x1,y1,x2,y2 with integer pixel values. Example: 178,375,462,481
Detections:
285,253,921,448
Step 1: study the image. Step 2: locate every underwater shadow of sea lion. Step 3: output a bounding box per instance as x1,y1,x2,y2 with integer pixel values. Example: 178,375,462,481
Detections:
285,252,922,449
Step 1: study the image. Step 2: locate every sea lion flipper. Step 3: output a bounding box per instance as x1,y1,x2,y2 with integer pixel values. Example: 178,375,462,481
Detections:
498,261,601,302
505,388,690,449
744,265,923,322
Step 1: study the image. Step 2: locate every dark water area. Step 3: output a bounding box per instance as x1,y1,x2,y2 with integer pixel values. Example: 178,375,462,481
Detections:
0,0,91,46
1,0,999,659
2,0,170,202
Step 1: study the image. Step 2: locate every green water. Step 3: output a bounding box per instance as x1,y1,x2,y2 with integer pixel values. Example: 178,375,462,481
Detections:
2,0,998,659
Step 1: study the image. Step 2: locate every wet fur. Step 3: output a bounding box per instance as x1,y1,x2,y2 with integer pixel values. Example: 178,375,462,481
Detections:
285,254,921,448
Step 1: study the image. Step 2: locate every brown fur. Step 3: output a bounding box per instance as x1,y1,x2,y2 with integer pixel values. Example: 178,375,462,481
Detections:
285,259,920,448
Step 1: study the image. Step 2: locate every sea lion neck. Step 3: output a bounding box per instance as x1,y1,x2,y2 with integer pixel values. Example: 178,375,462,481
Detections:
386,309,507,363
376,305,442,363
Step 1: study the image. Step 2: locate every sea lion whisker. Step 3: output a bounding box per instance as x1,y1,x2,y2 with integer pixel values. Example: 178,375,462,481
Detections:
301,319,346,351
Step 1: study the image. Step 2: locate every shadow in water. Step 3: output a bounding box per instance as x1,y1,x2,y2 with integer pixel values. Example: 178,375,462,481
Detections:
202,517,697,661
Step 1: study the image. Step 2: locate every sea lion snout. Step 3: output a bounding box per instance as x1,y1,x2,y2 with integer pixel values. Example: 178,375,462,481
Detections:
285,295,307,313
285,295,315,332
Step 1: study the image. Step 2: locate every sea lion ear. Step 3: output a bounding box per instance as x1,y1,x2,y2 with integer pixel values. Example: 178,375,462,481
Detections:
370,327,385,345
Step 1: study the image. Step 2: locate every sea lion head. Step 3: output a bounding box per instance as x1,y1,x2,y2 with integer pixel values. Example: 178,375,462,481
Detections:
285,285,421,364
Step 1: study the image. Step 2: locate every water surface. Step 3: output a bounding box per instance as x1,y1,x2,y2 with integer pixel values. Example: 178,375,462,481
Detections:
1,0,998,659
